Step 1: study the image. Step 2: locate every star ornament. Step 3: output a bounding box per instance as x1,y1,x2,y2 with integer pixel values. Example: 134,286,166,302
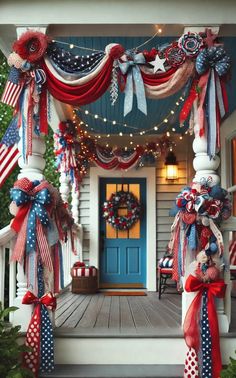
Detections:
150,54,166,73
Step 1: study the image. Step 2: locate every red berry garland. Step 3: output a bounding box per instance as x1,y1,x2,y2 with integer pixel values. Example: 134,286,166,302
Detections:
103,190,141,230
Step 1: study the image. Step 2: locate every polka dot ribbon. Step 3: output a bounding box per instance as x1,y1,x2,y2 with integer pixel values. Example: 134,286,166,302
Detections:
10,186,51,253
22,291,56,377
184,348,199,378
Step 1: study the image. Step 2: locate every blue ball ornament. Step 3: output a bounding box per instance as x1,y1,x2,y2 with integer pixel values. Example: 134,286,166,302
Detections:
209,242,218,254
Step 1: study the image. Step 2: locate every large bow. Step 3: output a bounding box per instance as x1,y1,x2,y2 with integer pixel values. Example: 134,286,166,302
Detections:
11,187,51,253
119,52,147,116
183,275,226,378
22,290,57,310
22,291,56,377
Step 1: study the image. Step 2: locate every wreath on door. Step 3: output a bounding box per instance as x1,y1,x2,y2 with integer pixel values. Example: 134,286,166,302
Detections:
103,190,141,230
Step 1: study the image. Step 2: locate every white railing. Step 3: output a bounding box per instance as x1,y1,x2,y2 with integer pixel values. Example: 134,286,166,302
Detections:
0,225,17,322
0,222,83,330
221,216,236,327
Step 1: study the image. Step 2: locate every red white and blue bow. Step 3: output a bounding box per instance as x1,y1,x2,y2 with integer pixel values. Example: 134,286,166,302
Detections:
22,291,56,377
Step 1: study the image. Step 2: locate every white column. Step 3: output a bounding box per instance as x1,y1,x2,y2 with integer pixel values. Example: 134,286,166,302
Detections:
71,182,80,224
182,100,229,332
11,26,48,329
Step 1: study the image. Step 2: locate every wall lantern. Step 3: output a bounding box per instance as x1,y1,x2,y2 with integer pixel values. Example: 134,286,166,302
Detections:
165,151,178,181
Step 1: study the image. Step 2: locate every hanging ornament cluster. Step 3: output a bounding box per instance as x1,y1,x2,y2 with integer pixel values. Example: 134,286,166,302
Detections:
103,190,141,230
168,177,231,282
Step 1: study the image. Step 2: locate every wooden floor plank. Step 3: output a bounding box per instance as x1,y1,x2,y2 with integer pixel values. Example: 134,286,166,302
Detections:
120,296,135,330
94,296,111,328
148,294,181,324
128,296,152,330
63,295,93,328
55,292,79,317
56,295,88,328
145,295,181,327
77,294,104,329
109,296,120,329
138,297,171,329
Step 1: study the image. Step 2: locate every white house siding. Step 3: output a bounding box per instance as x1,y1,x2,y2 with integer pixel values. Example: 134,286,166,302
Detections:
78,136,194,264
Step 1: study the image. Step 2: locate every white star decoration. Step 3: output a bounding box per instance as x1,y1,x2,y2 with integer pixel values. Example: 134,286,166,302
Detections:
150,55,166,73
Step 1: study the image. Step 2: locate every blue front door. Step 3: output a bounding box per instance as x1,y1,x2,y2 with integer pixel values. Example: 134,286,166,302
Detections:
99,178,146,288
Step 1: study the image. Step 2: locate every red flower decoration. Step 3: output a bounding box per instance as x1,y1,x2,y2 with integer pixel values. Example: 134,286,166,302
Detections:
13,31,49,63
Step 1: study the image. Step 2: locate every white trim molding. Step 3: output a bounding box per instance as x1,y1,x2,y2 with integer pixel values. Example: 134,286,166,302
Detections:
89,167,157,291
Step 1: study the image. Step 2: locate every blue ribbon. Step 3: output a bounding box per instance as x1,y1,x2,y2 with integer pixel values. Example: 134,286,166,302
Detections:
10,187,51,253
207,69,217,158
119,52,147,116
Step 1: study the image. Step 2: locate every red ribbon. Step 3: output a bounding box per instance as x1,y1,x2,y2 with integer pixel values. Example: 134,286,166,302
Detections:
22,291,56,377
183,275,226,378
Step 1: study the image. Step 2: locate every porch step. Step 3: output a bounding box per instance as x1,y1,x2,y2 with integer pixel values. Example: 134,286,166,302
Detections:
40,364,183,378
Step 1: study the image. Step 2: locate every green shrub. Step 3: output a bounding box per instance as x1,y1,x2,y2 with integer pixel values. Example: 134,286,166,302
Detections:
221,351,236,378
0,303,33,378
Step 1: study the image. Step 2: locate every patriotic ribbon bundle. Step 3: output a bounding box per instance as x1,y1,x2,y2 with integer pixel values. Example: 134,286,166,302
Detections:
54,120,82,189
1,30,48,161
183,274,226,378
168,179,231,281
9,177,74,292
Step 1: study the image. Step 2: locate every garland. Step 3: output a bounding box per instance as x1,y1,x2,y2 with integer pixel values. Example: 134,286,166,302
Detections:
0,29,231,163
103,190,141,230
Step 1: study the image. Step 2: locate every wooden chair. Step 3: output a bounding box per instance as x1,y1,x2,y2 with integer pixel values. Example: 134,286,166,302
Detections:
158,256,176,299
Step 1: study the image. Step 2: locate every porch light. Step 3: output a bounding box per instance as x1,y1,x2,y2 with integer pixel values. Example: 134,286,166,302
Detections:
165,151,178,181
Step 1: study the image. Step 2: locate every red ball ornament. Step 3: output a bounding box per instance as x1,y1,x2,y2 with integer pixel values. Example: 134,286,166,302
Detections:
205,266,220,281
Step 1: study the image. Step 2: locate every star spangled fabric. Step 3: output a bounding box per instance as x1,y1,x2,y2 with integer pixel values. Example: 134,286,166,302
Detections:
1,66,24,107
0,117,20,188
200,290,213,378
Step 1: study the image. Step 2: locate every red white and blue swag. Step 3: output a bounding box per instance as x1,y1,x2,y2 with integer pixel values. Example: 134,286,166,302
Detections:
0,30,231,185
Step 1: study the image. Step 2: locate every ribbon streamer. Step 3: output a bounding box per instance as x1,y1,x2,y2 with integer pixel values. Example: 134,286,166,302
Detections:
119,53,147,116
22,290,56,377
183,275,226,378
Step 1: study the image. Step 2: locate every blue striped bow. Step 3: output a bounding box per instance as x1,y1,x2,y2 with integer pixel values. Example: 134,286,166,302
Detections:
119,52,147,116
10,187,51,253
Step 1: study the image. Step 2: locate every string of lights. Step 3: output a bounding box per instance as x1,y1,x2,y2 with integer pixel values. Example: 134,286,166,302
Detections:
74,93,186,138
51,26,164,54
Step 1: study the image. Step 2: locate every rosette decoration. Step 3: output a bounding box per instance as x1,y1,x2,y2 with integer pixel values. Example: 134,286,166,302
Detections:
195,46,230,158
168,178,231,282
103,190,141,230
183,255,226,378
10,177,74,293
22,265,56,377
1,31,49,161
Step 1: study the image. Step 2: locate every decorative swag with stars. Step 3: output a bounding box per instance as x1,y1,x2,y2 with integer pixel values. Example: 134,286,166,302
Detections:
0,28,231,165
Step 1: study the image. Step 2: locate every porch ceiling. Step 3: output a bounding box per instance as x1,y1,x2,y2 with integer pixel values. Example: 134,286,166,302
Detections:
54,35,236,135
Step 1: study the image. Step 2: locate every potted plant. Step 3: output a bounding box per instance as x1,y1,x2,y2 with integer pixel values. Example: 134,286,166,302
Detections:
0,303,32,378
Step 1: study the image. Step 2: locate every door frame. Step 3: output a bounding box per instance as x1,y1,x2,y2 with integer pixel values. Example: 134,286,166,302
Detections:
89,166,157,291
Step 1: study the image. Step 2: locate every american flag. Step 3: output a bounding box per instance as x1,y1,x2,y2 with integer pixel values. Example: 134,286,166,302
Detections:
0,118,20,188
1,66,24,108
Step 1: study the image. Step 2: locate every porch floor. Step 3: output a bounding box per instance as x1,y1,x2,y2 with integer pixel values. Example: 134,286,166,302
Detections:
54,289,236,337
55,290,182,336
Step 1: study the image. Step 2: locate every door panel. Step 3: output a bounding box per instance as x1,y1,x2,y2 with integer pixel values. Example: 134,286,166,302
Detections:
99,178,146,288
